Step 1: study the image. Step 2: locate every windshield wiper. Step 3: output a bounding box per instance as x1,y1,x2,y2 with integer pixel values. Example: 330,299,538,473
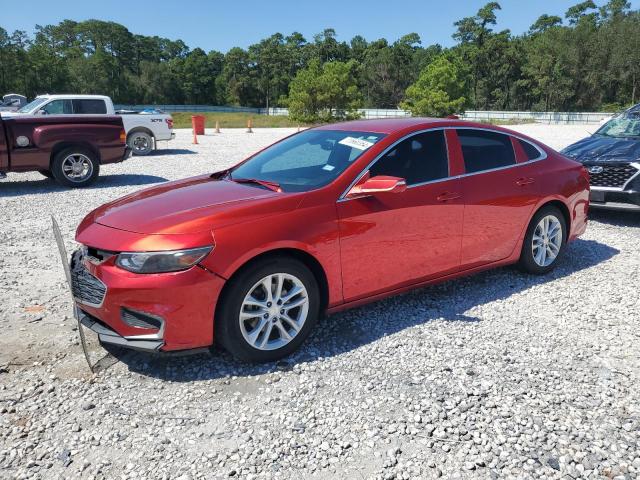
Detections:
232,177,282,192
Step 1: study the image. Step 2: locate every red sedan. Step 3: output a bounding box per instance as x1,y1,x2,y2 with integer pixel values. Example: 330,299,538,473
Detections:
72,119,589,362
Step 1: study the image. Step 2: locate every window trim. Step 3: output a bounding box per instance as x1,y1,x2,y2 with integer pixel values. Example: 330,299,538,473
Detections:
367,128,451,189
338,126,548,202
516,137,546,162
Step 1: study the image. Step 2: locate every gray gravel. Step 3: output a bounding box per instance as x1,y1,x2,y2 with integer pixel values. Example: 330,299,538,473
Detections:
1,126,639,479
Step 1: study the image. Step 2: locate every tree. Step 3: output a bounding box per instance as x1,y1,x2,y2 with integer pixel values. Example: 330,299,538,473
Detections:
529,15,563,35
566,1,598,25
401,56,466,116
452,2,503,108
286,59,362,123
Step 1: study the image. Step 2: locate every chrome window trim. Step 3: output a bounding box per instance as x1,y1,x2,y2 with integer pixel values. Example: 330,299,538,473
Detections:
589,162,640,192
513,136,546,162
338,126,548,202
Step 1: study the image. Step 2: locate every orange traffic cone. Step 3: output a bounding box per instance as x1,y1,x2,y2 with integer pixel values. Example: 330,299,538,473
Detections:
246,118,253,133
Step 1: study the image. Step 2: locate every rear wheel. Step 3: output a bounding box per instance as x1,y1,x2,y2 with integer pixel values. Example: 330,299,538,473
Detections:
128,131,154,156
215,257,320,362
518,205,566,274
51,147,99,188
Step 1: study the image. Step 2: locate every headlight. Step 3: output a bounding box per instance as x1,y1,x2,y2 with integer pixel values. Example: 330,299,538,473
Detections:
115,246,213,273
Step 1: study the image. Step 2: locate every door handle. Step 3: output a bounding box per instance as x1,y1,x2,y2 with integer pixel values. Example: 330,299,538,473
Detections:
436,192,461,202
516,177,535,186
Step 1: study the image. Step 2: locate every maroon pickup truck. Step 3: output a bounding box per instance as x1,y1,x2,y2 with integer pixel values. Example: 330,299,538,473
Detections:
0,114,130,187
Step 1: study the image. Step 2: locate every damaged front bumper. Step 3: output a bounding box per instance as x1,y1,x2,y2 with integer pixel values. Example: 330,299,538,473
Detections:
76,306,164,352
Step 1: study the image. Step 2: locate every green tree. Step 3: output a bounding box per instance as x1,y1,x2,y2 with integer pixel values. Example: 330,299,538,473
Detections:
286,59,362,123
401,56,466,116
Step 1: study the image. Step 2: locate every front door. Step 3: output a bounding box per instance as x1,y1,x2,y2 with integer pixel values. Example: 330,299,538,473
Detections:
337,130,464,302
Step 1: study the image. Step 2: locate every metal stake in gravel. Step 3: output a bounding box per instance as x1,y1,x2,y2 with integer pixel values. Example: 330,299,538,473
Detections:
51,216,96,373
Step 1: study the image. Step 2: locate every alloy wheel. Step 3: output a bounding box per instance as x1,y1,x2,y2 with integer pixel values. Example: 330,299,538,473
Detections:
239,273,309,351
532,215,563,267
133,135,149,152
61,153,93,183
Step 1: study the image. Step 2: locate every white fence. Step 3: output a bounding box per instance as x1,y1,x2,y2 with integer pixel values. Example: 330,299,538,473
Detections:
263,107,411,118
461,110,613,125
115,104,613,124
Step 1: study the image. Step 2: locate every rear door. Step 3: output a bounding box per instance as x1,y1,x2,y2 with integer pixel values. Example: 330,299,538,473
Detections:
456,128,540,268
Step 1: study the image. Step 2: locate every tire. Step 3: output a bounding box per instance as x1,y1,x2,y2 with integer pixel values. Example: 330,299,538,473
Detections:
127,131,154,156
51,147,100,188
38,170,53,179
518,205,567,275
215,257,320,363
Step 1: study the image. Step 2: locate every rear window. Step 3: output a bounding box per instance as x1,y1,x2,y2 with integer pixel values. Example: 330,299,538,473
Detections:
457,129,516,174
73,99,107,114
518,139,542,161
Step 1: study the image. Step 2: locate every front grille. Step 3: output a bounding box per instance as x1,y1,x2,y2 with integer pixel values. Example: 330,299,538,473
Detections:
589,165,638,188
71,250,106,307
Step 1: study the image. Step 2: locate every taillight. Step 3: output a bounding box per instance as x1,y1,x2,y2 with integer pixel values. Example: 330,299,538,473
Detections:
165,118,174,129
119,129,126,143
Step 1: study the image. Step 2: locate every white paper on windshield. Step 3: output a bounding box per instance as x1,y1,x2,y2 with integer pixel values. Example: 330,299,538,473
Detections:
322,164,335,171
339,137,375,151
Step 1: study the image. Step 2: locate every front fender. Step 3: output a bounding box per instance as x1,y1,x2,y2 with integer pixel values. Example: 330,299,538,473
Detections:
200,204,343,307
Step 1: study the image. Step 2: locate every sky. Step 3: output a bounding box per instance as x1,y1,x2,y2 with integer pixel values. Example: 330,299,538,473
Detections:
2,0,639,52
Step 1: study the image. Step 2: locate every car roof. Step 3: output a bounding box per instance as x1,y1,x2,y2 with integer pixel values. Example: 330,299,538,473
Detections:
314,117,501,134
36,94,110,100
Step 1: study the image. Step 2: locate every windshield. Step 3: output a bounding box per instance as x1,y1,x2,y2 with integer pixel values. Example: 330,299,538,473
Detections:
595,116,640,138
230,130,386,192
17,97,47,113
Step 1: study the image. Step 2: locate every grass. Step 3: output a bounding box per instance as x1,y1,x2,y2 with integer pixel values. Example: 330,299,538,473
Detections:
171,112,306,129
475,118,535,126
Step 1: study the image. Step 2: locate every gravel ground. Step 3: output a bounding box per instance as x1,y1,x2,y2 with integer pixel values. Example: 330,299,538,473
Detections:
1,124,639,480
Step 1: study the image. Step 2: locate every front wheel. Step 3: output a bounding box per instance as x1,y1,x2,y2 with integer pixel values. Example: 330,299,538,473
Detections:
127,131,154,156
518,206,567,274
215,257,320,363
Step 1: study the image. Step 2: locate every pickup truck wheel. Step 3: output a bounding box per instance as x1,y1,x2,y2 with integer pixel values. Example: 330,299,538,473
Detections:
51,148,100,188
38,170,54,179
128,132,153,156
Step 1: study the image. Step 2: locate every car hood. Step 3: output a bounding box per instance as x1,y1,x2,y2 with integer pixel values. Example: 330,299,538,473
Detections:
88,175,300,235
562,135,640,163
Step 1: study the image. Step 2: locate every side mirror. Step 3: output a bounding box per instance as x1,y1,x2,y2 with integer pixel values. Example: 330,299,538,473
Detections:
345,174,407,199
36,109,46,115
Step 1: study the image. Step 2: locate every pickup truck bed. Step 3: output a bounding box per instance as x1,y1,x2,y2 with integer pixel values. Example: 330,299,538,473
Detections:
3,94,174,156
0,115,130,187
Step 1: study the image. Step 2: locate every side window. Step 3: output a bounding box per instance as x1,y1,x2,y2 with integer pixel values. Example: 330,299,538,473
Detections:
42,100,72,114
518,139,543,161
369,130,449,185
457,129,515,174
73,99,107,114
